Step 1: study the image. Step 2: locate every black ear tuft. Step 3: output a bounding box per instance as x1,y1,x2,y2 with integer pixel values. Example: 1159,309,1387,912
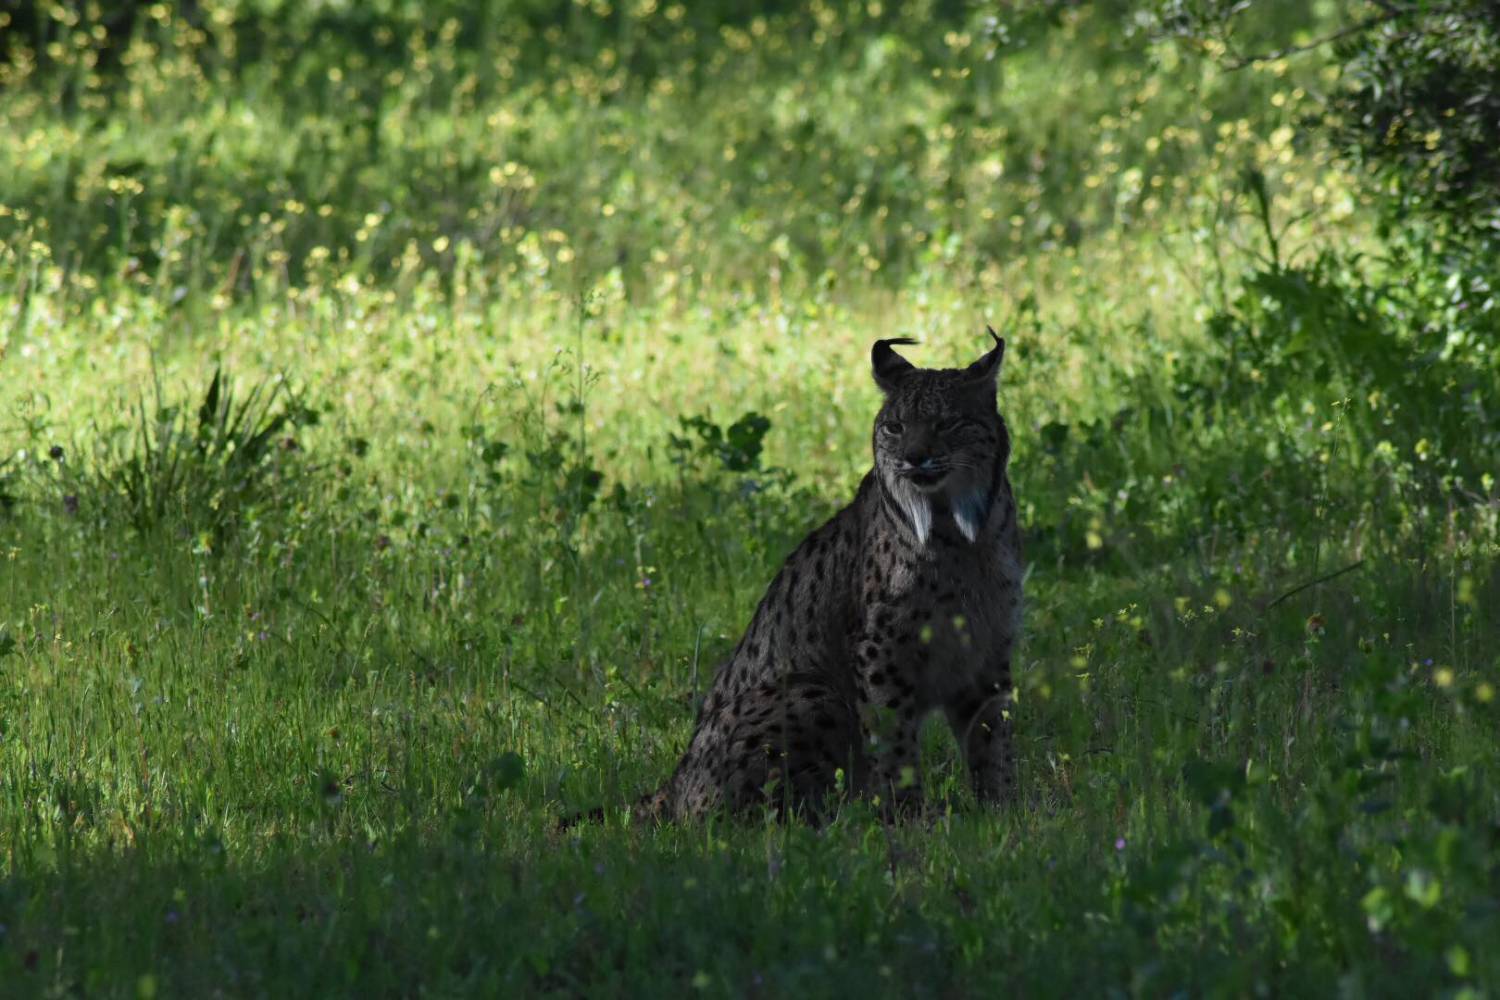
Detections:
871,338,919,393
963,326,1005,383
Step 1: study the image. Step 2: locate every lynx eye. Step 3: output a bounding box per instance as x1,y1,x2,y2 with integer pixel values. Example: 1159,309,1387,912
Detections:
881,420,903,436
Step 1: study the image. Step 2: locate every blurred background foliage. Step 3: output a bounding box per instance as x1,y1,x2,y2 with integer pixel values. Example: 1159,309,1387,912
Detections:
5,0,1495,521
3,0,1494,347
1,0,1336,295
1159,0,1500,251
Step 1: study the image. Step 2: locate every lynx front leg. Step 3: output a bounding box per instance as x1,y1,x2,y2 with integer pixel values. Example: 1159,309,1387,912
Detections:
946,667,1016,806
855,631,924,817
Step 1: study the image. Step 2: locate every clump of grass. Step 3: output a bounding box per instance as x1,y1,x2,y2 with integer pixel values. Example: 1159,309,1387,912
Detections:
55,368,318,542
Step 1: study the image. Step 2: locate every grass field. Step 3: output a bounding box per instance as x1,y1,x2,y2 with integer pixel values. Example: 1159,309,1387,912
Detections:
2,2,1498,995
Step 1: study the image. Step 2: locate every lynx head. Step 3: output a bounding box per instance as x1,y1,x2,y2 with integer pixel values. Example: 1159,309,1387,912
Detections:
870,328,1010,546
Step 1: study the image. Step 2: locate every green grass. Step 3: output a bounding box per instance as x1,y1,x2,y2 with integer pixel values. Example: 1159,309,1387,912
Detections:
2,2,1499,996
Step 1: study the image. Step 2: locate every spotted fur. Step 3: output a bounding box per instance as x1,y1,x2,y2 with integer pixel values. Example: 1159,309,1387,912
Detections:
623,330,1022,823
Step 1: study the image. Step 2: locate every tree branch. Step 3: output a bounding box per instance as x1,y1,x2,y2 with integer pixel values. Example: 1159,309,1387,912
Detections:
1223,12,1404,69
1264,559,1365,611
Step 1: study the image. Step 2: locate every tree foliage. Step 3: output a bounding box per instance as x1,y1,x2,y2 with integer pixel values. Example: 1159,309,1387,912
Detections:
1154,0,1500,251
1329,1,1500,250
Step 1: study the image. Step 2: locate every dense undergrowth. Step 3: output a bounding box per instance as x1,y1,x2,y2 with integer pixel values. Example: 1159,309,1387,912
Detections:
1,1,1498,996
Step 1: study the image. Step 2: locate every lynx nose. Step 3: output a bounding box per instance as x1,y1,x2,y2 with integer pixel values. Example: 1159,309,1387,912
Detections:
900,451,938,472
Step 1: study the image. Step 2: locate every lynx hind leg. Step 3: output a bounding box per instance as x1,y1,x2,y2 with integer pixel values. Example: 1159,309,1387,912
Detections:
721,685,861,820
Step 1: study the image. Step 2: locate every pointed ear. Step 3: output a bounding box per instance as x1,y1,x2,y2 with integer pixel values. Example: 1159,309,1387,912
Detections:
871,338,918,393
962,325,1005,385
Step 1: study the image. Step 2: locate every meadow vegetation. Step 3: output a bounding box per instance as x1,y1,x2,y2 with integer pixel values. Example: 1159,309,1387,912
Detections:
1,1,1497,994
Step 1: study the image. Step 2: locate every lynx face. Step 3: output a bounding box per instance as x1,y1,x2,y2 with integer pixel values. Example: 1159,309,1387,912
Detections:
871,333,1011,545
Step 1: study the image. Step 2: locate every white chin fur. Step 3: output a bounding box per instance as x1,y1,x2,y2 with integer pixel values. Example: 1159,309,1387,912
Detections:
952,491,988,543
893,481,932,546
